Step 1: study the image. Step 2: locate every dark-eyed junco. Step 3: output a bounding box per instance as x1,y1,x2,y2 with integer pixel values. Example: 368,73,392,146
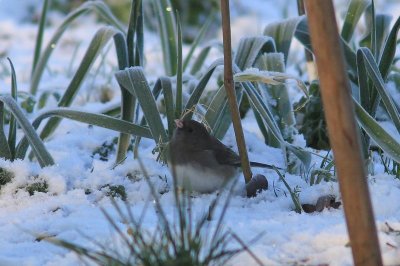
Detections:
168,119,282,193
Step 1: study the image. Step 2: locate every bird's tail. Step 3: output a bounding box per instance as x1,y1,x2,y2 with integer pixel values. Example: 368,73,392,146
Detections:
249,161,284,170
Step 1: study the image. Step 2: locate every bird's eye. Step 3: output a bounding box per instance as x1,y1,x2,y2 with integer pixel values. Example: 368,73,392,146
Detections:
187,127,193,133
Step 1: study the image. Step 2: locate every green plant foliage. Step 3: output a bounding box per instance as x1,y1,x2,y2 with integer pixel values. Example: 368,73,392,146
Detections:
0,95,54,167
294,0,400,169
102,184,127,201
170,0,219,43
38,27,127,141
47,161,263,266
152,0,177,76
15,108,153,161
26,181,49,196
92,138,119,161
0,167,14,187
30,0,125,95
263,16,303,65
295,82,330,150
340,0,370,42
115,67,169,147
32,0,50,76
274,168,302,213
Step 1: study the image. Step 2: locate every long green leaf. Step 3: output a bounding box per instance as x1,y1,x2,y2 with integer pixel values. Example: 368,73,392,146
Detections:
32,0,51,76
7,58,17,159
155,77,174,138
277,170,302,213
341,0,370,42
0,102,11,160
234,36,276,70
30,0,125,95
16,108,152,160
354,99,400,163
374,14,392,60
134,0,144,67
39,27,124,141
36,109,152,138
357,48,400,133
379,16,400,80
184,58,224,119
204,85,230,137
127,0,143,66
153,0,177,76
182,11,215,71
263,17,302,65
237,77,283,143
235,60,308,141
359,9,392,61
115,67,168,145
190,42,223,75
114,31,133,164
0,96,54,167
176,12,183,118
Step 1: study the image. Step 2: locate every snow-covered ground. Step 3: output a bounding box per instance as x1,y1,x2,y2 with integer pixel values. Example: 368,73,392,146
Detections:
0,1,399,265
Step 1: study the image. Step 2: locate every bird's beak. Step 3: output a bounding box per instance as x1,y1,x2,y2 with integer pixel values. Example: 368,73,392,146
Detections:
175,119,184,128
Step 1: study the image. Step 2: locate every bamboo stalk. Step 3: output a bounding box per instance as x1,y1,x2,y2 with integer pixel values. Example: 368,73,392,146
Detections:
304,1,382,265
220,0,252,183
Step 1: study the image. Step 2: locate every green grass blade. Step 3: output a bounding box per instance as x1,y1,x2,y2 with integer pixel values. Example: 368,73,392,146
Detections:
204,85,229,137
16,108,152,160
370,2,377,59
190,42,223,75
127,0,140,66
36,109,152,138
276,170,302,213
263,17,302,65
7,58,17,159
253,53,296,140
175,12,183,118
234,36,276,70
155,77,174,138
114,32,133,164
374,14,392,59
126,0,143,67
39,27,122,141
163,78,176,137
0,102,12,160
115,67,168,145
32,0,51,76
183,11,215,71
354,98,400,163
0,96,54,167
285,144,311,171
30,1,125,95
212,88,243,140
234,67,308,139
184,58,224,119
237,79,283,142
235,67,311,170
357,49,370,111
134,0,144,67
153,0,177,76
379,16,400,80
341,0,370,42
358,48,400,133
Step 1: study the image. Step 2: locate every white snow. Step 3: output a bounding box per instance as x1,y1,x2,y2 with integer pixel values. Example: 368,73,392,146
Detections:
0,0,399,265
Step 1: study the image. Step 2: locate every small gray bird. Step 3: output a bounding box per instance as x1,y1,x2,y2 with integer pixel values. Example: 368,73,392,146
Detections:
168,119,280,193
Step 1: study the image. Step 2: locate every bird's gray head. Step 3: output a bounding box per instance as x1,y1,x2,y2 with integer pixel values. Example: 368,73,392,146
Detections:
172,119,211,150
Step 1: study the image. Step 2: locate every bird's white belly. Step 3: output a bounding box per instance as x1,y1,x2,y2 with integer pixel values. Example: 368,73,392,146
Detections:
172,164,235,193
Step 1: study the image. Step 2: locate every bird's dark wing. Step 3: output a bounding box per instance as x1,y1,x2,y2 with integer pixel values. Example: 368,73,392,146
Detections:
208,136,241,166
